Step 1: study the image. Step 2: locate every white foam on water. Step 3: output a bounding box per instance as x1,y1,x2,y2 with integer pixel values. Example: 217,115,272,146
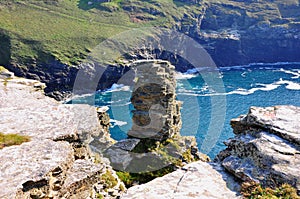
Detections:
276,68,300,79
178,81,283,97
105,84,131,92
276,79,300,90
110,119,128,128
68,93,94,101
175,72,198,80
220,62,300,71
228,83,281,95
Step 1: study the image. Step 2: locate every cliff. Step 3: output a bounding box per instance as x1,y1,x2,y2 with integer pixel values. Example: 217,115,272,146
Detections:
0,0,299,99
2,65,300,198
217,106,300,195
0,68,125,198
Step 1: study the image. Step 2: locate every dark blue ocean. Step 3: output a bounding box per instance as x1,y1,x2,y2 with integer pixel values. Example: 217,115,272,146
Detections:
69,63,300,158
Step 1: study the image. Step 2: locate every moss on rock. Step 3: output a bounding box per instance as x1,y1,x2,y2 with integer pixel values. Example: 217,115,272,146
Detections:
0,132,30,149
241,181,300,199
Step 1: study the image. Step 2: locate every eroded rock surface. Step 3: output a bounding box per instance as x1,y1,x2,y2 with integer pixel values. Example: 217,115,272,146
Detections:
128,60,181,141
217,106,300,194
106,61,204,173
0,71,124,198
121,161,241,199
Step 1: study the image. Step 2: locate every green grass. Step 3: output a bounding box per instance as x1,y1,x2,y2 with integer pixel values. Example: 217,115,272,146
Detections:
0,132,30,149
0,0,207,66
0,1,132,65
0,0,299,67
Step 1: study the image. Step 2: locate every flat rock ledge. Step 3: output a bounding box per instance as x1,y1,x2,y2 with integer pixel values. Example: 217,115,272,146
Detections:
217,105,300,194
0,72,124,198
121,161,241,199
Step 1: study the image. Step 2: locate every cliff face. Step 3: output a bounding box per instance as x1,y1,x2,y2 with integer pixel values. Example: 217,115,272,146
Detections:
177,1,300,66
216,106,300,194
1,1,300,98
0,69,125,198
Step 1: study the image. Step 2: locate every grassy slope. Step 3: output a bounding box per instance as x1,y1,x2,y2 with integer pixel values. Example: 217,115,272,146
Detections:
0,0,203,66
0,0,299,66
0,0,134,65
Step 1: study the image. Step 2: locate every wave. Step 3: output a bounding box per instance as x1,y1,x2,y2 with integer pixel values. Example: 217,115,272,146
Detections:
276,68,300,79
177,62,300,78
178,79,300,97
276,79,300,90
110,119,128,128
104,84,131,92
175,72,198,80
219,62,300,71
109,101,131,107
228,83,281,95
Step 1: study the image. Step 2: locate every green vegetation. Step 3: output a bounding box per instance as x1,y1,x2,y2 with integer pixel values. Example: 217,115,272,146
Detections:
116,165,174,187
100,170,118,191
0,0,205,66
96,193,104,199
241,181,300,199
119,183,125,192
116,137,199,187
0,0,299,68
0,132,30,149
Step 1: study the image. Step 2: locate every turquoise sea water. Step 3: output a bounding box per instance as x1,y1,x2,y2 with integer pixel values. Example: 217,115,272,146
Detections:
69,63,300,158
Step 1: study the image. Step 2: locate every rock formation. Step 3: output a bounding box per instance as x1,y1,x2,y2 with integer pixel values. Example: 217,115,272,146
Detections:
0,69,125,198
105,60,204,173
128,60,181,141
216,106,300,194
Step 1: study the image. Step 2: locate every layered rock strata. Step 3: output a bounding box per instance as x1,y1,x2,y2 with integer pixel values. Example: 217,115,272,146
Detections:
128,60,181,141
216,106,300,194
105,60,204,173
0,68,125,198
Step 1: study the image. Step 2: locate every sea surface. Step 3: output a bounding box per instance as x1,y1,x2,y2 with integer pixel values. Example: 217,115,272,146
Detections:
69,62,300,158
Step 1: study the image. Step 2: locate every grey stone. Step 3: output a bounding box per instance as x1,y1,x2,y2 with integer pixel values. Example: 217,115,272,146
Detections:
0,140,74,199
60,159,105,198
0,73,125,198
113,139,140,151
121,161,241,199
218,106,300,193
128,60,181,141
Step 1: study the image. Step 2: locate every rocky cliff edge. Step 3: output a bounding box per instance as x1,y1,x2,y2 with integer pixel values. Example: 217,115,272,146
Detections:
217,105,300,195
0,68,125,199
